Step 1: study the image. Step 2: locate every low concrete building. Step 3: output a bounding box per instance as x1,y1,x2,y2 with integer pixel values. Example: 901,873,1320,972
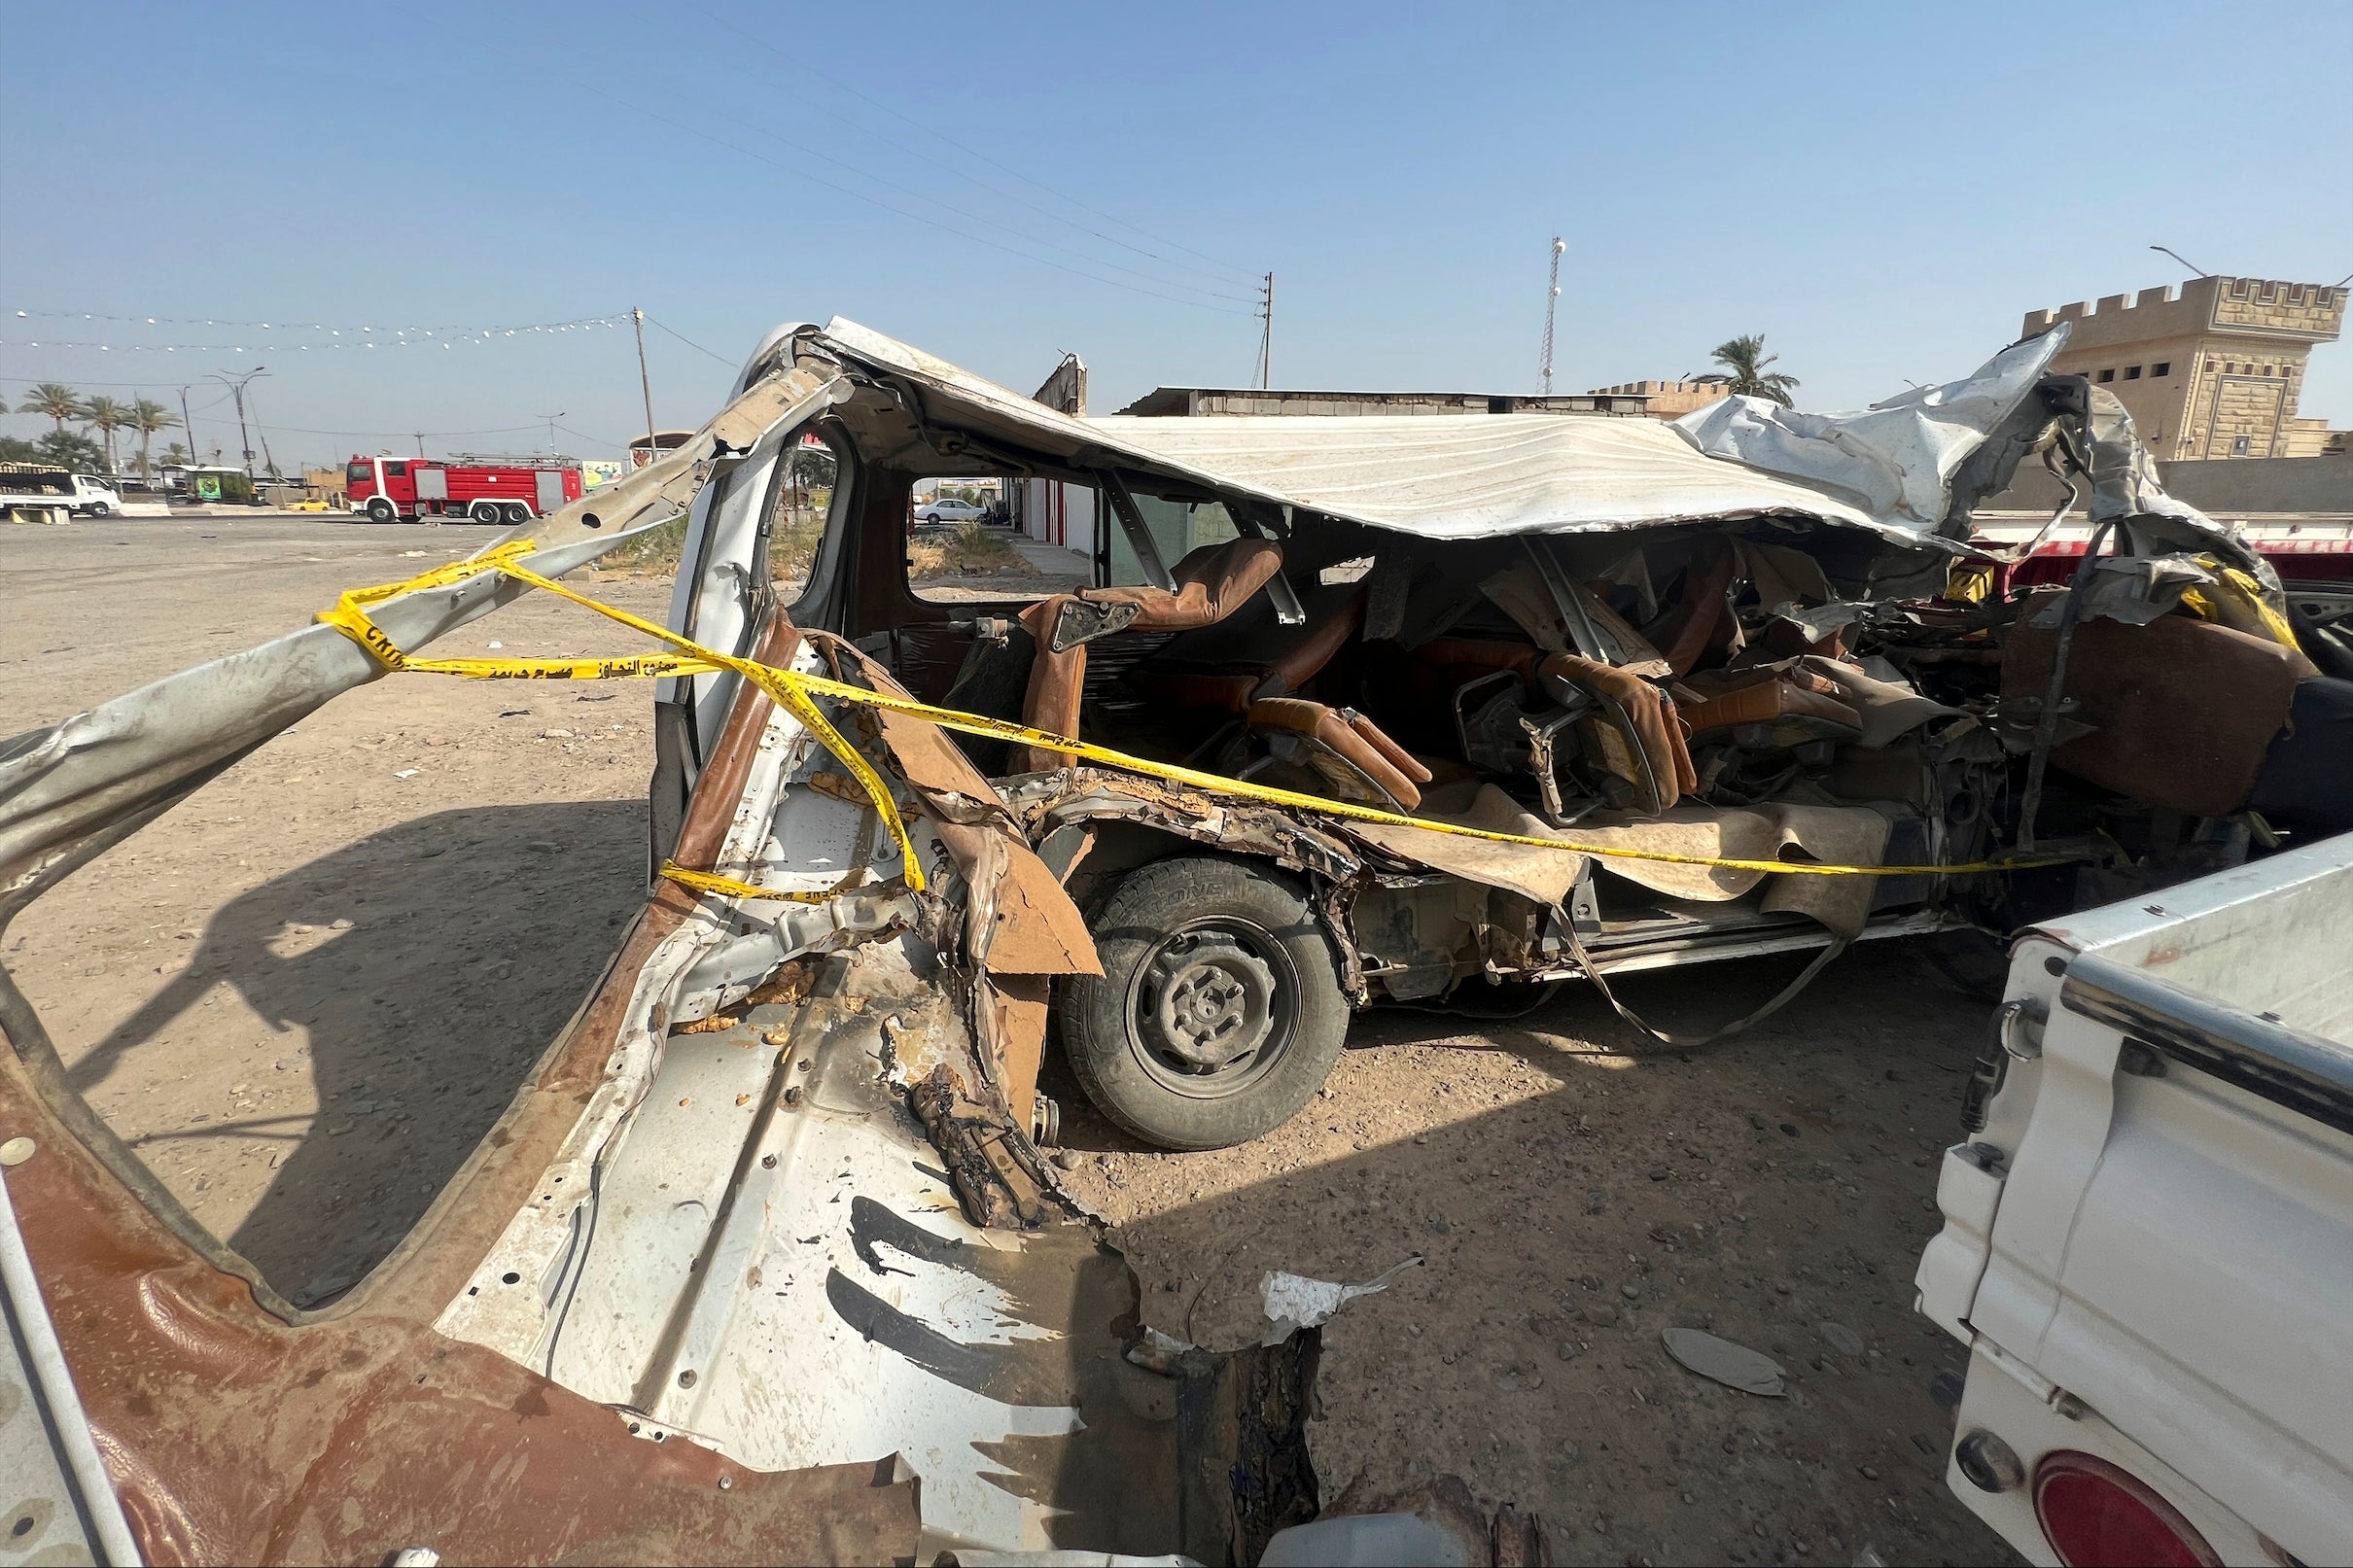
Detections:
1589,379,1731,421
2019,275,2349,461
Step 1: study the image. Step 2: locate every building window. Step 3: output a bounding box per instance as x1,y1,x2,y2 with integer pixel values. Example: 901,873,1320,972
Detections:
2125,366,2142,379
2152,362,2170,376
2226,363,2237,373
2097,367,2116,383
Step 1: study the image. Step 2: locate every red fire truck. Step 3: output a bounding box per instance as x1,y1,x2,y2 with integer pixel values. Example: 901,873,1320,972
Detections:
344,453,587,524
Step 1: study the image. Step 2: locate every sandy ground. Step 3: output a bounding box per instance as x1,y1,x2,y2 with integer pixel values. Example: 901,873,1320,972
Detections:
1048,947,2012,1566
2,516,2014,1565
1,513,671,1302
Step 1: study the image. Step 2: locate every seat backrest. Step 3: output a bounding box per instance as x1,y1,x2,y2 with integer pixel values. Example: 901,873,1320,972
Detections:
1130,579,1367,714
1010,538,1286,770
1537,652,1697,813
1083,537,1284,633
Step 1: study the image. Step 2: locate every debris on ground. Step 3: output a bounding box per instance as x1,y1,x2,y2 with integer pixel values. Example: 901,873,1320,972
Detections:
1261,1254,1425,1343
1662,1325,1787,1396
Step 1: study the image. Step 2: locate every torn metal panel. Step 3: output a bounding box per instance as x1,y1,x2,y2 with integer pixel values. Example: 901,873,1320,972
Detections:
1001,770,1365,889
1672,331,2066,535
0,366,847,890
0,1167,141,1568
0,1002,927,1566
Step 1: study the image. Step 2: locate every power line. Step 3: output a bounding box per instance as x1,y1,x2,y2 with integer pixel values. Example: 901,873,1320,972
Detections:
579,87,1255,319
0,332,622,355
641,315,739,367
0,372,237,389
686,1,1257,291
600,79,1255,311
11,308,629,333
228,420,548,438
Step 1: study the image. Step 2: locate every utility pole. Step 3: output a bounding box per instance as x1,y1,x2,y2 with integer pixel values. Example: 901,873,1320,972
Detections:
535,410,566,452
176,386,194,470
1540,235,1565,394
632,307,658,465
204,367,268,477
1254,273,1275,391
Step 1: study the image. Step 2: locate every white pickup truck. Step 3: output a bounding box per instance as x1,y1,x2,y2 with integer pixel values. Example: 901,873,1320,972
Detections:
0,470,121,521
1917,833,2353,1567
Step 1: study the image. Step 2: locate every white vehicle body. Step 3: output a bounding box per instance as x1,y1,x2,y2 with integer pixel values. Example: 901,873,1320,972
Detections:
916,496,984,523
0,472,121,520
1916,831,2353,1567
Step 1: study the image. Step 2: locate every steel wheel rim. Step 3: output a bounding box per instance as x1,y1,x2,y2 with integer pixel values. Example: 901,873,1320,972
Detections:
1123,915,1298,1098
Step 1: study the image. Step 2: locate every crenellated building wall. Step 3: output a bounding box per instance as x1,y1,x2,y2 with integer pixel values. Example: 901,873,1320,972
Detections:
2020,276,2347,460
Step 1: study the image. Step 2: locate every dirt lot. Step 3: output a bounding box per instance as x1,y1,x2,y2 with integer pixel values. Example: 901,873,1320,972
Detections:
2,515,2014,1565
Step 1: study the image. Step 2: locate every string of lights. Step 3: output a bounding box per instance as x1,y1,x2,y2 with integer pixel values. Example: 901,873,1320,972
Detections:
11,308,630,332
2,309,634,356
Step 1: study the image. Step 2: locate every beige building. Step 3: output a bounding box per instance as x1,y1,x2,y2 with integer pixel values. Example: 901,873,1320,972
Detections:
1588,379,1732,421
2020,275,2348,460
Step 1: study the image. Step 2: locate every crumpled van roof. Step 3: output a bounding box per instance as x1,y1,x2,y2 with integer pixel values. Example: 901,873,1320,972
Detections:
784,317,2103,556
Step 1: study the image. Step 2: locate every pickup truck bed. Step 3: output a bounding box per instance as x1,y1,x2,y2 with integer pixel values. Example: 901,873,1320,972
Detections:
1917,832,2353,1567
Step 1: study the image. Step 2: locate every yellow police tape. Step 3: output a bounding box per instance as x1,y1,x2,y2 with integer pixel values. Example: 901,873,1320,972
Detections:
318,540,2076,897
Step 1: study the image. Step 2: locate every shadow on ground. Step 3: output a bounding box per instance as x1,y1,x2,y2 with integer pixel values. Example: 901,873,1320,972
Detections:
67,801,647,1301
1046,938,2022,1565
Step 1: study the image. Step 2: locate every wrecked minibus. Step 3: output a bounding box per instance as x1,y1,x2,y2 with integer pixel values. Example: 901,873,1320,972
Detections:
2,315,2345,1563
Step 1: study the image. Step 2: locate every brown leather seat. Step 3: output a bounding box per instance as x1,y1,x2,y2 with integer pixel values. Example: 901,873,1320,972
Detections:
2003,605,2307,818
1124,574,1430,809
1013,538,1285,771
1247,698,1434,810
1538,652,1698,814
1678,669,1864,739
1647,536,1737,677
1127,587,1366,714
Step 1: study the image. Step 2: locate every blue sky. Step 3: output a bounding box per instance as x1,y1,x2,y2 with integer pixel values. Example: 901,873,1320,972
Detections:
4,0,2347,468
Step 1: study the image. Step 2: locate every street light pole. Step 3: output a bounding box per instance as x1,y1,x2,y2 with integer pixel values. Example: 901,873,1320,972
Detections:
204,366,268,477
2150,244,2212,278
535,411,566,452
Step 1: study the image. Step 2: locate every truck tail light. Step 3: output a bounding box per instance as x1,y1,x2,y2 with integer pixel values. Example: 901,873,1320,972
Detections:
2033,1451,2219,1568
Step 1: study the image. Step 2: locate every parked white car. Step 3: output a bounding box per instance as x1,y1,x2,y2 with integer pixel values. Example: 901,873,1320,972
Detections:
914,496,985,525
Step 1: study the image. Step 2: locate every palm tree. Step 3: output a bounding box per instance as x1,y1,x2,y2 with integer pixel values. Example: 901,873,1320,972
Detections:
161,440,192,467
128,398,181,483
80,396,130,474
25,382,83,435
1696,334,1800,407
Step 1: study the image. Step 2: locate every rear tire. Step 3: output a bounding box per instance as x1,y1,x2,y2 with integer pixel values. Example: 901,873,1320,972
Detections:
470,501,503,523
502,504,530,525
1062,855,1348,1150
